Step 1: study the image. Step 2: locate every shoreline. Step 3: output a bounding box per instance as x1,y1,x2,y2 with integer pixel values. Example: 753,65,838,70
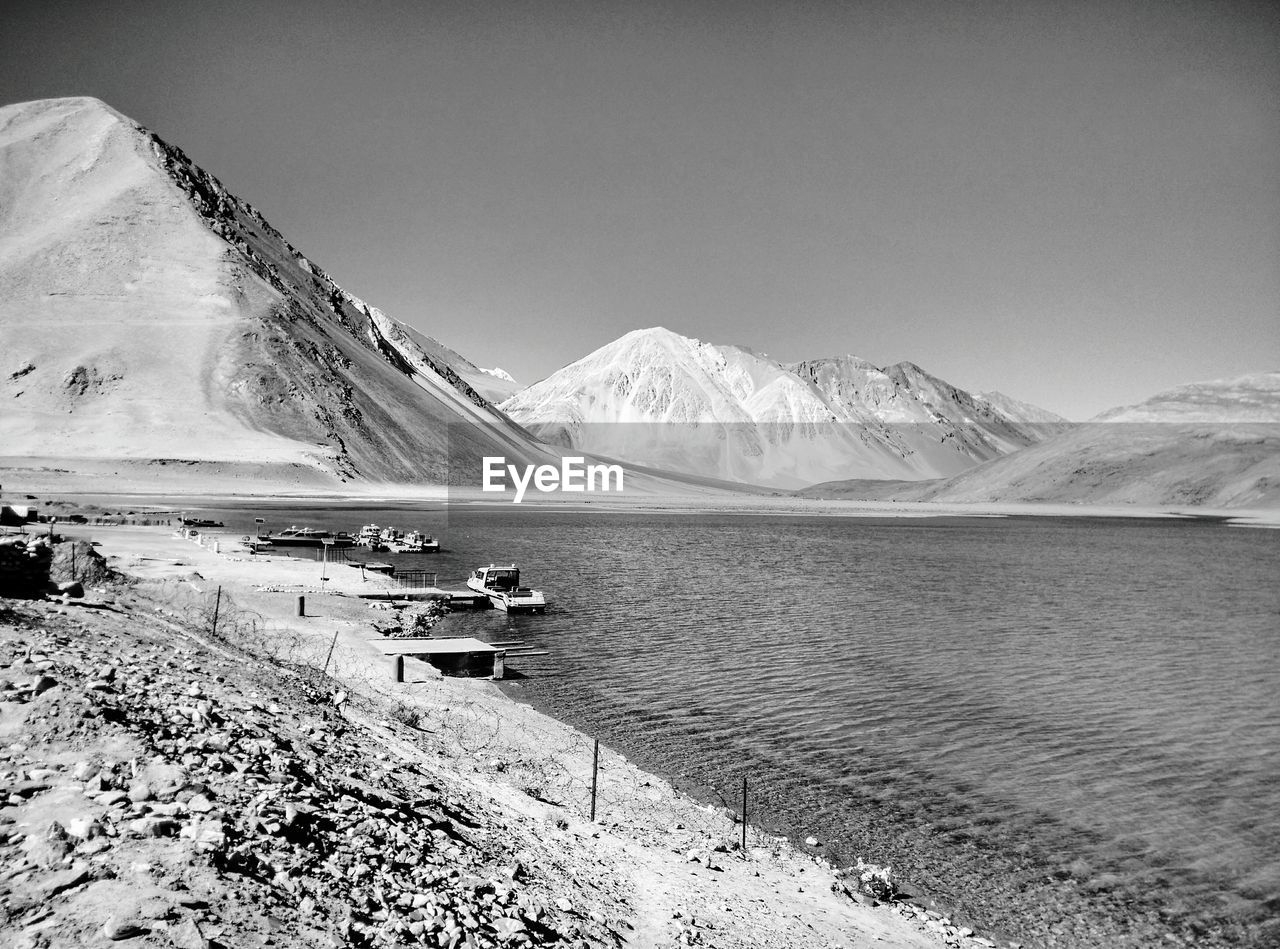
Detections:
10,522,972,949
10,483,1280,529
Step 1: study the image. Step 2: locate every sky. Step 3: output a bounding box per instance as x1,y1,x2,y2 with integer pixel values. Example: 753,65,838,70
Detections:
2,0,1277,419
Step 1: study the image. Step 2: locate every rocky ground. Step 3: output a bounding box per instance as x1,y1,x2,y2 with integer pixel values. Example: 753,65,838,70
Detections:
0,533,1000,949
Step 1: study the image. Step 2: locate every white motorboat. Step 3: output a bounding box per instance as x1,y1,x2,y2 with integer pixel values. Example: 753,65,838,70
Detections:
356,524,389,551
389,530,439,554
466,564,547,614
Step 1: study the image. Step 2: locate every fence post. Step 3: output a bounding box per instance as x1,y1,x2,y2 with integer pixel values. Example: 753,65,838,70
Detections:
590,738,600,822
296,594,305,617
210,586,222,638
322,629,340,676
394,655,404,683
741,775,748,854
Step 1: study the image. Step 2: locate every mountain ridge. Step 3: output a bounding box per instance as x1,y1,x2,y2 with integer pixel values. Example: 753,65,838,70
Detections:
501,326,1065,488
802,371,1280,508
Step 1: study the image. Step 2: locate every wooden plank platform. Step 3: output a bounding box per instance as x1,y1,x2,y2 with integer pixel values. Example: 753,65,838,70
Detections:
355,587,446,601
442,591,486,606
370,637,502,655
354,588,486,606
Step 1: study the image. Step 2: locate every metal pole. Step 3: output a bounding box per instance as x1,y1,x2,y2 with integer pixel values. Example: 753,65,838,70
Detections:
741,775,748,854
211,585,222,637
590,738,600,822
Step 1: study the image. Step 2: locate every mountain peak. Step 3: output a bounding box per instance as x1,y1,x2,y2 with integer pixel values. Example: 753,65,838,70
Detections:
0,96,544,485
616,326,691,346
3,95,116,115
503,328,1065,487
0,96,131,135
480,366,517,383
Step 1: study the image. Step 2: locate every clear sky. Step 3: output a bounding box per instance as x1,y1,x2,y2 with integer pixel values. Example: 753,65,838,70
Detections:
3,0,1277,419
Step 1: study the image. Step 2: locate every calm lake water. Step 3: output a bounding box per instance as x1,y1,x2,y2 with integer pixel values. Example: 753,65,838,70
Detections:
195,504,1280,947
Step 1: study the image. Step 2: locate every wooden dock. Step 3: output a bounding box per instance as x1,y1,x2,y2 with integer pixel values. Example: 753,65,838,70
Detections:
371,636,547,680
372,636,506,679
354,587,487,608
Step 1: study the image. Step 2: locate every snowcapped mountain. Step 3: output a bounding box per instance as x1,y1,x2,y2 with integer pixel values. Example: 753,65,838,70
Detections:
0,96,548,486
500,327,1063,488
472,367,522,402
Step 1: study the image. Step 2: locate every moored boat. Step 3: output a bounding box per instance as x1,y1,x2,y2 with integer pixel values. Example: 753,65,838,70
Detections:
466,564,546,613
181,517,224,528
267,526,355,548
389,530,439,553
356,524,389,551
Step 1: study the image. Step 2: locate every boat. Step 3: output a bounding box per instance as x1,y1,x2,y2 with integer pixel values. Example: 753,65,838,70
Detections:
388,530,440,554
356,524,389,551
266,526,355,548
466,564,547,613
240,535,275,553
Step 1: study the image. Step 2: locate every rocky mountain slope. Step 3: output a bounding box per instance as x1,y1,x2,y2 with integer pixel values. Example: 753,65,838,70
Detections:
0,97,546,486
500,328,1062,488
804,372,1280,508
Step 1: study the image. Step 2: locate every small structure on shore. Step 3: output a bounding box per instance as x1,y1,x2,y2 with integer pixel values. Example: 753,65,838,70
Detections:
372,637,507,679
372,636,547,680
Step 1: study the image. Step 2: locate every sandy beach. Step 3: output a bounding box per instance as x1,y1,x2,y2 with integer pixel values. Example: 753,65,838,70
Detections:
0,521,986,948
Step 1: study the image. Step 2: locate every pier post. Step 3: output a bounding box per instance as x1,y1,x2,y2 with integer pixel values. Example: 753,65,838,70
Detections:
492,651,505,680
296,594,305,617
394,655,404,683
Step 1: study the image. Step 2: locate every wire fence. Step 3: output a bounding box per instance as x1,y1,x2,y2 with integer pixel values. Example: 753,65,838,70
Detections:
136,578,788,855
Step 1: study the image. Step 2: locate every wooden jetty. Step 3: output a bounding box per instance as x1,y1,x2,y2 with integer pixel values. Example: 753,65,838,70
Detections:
371,637,547,680
355,587,487,608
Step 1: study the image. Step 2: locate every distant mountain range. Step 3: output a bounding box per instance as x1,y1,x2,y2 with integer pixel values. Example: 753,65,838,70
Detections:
2,96,1275,507
801,372,1280,507
0,96,547,486
500,327,1067,488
